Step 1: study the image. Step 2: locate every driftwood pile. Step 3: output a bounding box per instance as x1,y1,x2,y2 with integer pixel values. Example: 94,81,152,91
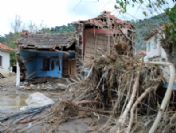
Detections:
2,54,176,133
45,54,170,132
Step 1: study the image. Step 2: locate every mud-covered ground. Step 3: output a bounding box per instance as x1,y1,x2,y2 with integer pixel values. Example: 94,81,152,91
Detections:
0,75,94,133
0,75,61,112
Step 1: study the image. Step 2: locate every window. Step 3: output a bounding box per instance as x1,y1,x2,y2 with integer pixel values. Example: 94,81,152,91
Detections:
43,58,50,71
51,60,55,70
56,60,60,71
0,56,2,67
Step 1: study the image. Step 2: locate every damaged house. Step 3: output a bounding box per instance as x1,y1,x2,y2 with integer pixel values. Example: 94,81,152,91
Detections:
144,26,167,62
144,26,176,89
16,33,79,85
15,11,135,86
0,43,14,76
144,26,176,65
74,11,135,65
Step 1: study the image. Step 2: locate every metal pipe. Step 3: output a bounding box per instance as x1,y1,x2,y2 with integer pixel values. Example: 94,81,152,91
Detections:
145,61,175,133
16,61,20,88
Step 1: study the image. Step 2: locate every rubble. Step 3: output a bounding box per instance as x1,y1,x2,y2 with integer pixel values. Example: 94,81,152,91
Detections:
22,78,78,91
74,11,135,65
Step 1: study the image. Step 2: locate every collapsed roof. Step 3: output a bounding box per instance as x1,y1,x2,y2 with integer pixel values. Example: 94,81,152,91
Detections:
16,33,77,50
74,11,134,30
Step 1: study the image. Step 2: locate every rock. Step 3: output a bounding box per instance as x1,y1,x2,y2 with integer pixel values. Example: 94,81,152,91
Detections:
57,83,67,90
20,92,54,110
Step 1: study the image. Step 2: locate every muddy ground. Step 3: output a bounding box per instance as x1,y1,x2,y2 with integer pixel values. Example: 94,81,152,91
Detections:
0,75,61,113
0,75,95,133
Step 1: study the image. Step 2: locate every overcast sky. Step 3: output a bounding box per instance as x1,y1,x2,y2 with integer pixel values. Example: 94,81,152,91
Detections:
0,0,174,36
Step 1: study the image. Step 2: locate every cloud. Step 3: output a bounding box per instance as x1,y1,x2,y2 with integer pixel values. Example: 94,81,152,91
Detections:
68,0,117,19
0,0,71,35
0,0,174,35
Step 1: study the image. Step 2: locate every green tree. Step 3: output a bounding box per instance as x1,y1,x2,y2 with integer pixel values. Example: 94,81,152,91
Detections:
115,0,176,51
3,32,20,66
40,24,76,34
115,0,173,14
165,5,176,44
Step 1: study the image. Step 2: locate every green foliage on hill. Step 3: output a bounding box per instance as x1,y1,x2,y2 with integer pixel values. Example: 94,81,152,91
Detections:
0,36,6,43
132,13,169,50
40,23,76,34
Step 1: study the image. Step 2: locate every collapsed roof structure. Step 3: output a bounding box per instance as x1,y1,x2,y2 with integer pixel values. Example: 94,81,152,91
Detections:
74,11,135,65
16,33,79,85
15,11,135,85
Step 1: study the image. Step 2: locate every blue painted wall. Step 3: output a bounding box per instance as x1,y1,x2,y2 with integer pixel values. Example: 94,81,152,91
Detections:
20,50,75,79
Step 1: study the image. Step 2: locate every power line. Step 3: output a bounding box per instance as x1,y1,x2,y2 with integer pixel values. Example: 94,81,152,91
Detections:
72,0,82,11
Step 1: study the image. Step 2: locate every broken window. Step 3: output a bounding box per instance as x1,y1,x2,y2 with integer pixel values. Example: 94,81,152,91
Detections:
51,60,55,70
43,58,50,71
56,60,61,71
0,56,2,67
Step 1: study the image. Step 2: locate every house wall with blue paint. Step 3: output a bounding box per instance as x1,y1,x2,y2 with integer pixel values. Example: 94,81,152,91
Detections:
20,50,75,80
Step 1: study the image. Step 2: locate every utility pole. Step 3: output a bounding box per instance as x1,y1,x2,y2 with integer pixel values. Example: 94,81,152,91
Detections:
107,15,111,55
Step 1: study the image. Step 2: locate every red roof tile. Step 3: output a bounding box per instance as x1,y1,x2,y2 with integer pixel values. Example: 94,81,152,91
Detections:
75,11,134,29
0,43,14,52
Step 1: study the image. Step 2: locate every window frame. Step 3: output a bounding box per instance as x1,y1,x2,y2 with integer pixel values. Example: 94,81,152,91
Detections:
43,58,50,71
0,55,2,67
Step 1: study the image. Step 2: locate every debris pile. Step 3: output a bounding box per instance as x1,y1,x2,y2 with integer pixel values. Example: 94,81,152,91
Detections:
74,11,135,65
2,54,176,132
20,76,82,91
40,54,166,132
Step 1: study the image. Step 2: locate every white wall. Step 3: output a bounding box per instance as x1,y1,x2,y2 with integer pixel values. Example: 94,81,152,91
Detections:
144,33,168,61
0,50,10,73
144,33,174,84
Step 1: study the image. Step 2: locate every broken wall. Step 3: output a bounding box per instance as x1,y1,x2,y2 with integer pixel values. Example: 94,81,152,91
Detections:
19,50,65,80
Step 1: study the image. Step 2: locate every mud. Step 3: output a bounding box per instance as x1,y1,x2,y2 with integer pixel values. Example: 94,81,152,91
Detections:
0,75,62,116
0,75,92,133
0,95,27,112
